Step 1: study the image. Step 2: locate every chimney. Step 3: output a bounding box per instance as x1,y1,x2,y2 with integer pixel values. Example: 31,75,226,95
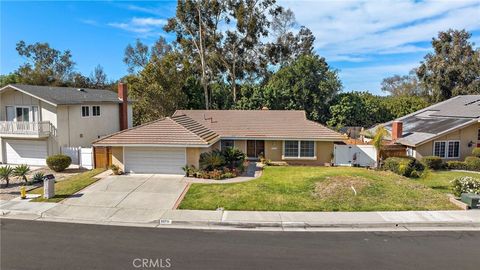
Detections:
118,82,128,130
391,121,403,140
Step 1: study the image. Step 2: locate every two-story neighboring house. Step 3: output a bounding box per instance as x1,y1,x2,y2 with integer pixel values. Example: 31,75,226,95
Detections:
0,83,132,165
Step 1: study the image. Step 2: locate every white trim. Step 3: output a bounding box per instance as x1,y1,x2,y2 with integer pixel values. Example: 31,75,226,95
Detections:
92,105,101,117
281,140,317,160
0,85,58,107
433,140,461,159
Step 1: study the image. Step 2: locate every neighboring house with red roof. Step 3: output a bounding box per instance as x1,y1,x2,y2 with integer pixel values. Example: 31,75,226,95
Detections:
93,110,346,174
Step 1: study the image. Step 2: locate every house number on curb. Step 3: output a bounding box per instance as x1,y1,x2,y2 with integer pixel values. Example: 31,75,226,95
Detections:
159,219,172,225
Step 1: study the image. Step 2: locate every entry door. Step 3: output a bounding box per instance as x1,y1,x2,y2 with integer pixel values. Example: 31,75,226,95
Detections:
247,140,265,158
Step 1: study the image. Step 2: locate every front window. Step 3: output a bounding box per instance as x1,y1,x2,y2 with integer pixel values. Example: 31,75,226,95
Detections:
81,106,90,117
220,139,234,150
284,141,315,158
284,141,299,157
92,106,101,116
434,141,459,158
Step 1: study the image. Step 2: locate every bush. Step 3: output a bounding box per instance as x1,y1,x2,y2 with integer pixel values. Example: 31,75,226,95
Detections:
451,176,480,197
383,157,425,178
46,154,72,172
446,161,468,170
109,164,122,175
221,147,246,169
465,156,480,171
31,172,45,183
199,150,225,171
421,156,443,170
13,164,30,183
472,147,480,158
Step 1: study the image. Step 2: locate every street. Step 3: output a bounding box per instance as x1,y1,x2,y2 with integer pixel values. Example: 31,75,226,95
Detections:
1,219,479,270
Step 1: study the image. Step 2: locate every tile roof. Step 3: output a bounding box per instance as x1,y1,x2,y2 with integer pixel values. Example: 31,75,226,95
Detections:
93,117,219,146
94,110,345,146
1,84,122,105
173,110,345,140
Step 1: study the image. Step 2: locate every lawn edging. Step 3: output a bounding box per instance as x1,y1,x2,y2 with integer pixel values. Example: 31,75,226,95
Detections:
29,168,106,203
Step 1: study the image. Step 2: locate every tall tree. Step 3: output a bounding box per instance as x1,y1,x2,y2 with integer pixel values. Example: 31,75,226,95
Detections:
381,69,421,96
15,41,75,86
124,37,172,73
262,54,341,123
165,0,224,109
417,29,480,102
89,65,108,88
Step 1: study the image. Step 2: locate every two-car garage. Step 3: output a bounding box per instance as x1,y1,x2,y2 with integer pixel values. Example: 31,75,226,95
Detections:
123,147,186,175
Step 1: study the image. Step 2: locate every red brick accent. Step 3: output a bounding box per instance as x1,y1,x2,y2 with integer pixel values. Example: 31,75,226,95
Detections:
118,83,128,130
391,121,403,140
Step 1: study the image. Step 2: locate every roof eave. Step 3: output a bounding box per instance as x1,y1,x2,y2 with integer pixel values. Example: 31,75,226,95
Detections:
0,84,58,107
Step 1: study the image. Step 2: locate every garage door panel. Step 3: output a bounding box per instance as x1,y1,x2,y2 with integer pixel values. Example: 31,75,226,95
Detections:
5,140,47,166
124,147,185,174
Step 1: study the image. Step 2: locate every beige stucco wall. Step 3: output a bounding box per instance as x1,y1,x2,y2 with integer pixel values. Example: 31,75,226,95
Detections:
264,140,334,165
415,122,479,161
111,146,124,171
56,104,121,148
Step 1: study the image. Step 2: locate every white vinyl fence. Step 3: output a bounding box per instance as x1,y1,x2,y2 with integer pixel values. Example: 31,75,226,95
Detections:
61,147,93,169
334,145,377,168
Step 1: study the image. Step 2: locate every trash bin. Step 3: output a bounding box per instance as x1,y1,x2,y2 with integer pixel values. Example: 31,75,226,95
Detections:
43,174,56,199
461,193,480,209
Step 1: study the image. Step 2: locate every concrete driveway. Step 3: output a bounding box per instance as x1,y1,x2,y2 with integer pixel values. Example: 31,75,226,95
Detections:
43,174,188,223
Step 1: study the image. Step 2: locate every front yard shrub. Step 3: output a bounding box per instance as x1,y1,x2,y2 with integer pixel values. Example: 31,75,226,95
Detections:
31,172,45,183
109,164,122,175
446,161,468,170
46,154,72,172
451,176,480,197
222,147,246,169
199,150,225,171
0,166,14,187
13,164,30,183
383,157,425,178
421,156,443,170
465,156,480,171
472,147,480,158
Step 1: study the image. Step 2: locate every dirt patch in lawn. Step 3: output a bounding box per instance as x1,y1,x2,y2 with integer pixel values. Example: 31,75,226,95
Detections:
313,176,370,198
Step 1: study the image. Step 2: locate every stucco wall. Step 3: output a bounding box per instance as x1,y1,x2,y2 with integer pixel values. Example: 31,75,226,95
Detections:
415,122,479,160
186,148,201,168
264,140,334,165
57,104,121,148
111,146,124,171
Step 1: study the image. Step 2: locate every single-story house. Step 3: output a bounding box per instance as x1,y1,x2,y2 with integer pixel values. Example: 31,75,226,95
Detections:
370,95,480,161
92,110,346,174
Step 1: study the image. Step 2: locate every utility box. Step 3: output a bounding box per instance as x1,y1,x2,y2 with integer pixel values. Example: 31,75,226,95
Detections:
43,174,56,199
460,193,480,209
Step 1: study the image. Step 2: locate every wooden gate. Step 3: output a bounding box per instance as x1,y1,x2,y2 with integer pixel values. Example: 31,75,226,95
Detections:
94,146,112,169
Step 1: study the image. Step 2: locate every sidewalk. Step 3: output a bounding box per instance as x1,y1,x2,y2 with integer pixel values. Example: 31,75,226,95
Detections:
1,199,479,231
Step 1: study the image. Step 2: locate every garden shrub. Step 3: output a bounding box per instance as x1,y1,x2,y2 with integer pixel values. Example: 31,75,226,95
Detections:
221,147,246,169
472,147,480,158
421,156,443,170
46,154,72,172
199,150,225,171
383,157,424,178
446,161,468,170
465,156,480,171
451,176,480,197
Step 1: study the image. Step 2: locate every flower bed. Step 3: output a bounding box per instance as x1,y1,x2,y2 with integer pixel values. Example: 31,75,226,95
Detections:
183,148,247,180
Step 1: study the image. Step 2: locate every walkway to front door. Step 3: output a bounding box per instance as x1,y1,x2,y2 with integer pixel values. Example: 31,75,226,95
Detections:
247,140,264,159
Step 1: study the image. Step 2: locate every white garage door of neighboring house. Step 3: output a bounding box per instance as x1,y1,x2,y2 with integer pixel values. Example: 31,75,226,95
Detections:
5,140,47,166
124,147,186,174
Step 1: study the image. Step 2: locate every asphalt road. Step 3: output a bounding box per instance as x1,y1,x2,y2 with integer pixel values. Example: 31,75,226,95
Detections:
1,219,479,270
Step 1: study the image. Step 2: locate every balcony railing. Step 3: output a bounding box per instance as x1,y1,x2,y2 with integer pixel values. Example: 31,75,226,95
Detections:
0,121,52,137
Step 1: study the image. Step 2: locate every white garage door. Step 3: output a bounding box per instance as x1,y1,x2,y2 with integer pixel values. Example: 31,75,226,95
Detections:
124,147,186,174
5,140,47,166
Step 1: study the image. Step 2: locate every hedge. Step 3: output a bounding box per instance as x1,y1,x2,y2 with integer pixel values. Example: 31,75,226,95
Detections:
383,157,425,178
46,154,72,172
421,156,443,170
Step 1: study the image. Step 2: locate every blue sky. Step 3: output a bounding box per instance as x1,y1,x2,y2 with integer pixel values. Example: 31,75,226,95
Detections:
1,0,479,94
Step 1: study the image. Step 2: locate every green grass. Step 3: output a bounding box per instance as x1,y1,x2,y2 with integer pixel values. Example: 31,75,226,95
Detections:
30,168,105,203
418,170,480,194
179,166,460,211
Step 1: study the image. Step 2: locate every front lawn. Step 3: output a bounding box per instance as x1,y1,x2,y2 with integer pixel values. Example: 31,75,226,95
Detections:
179,166,459,211
30,168,105,203
418,170,480,194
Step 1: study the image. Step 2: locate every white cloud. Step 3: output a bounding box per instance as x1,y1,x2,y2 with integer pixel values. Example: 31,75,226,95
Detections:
280,0,480,61
108,17,167,36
